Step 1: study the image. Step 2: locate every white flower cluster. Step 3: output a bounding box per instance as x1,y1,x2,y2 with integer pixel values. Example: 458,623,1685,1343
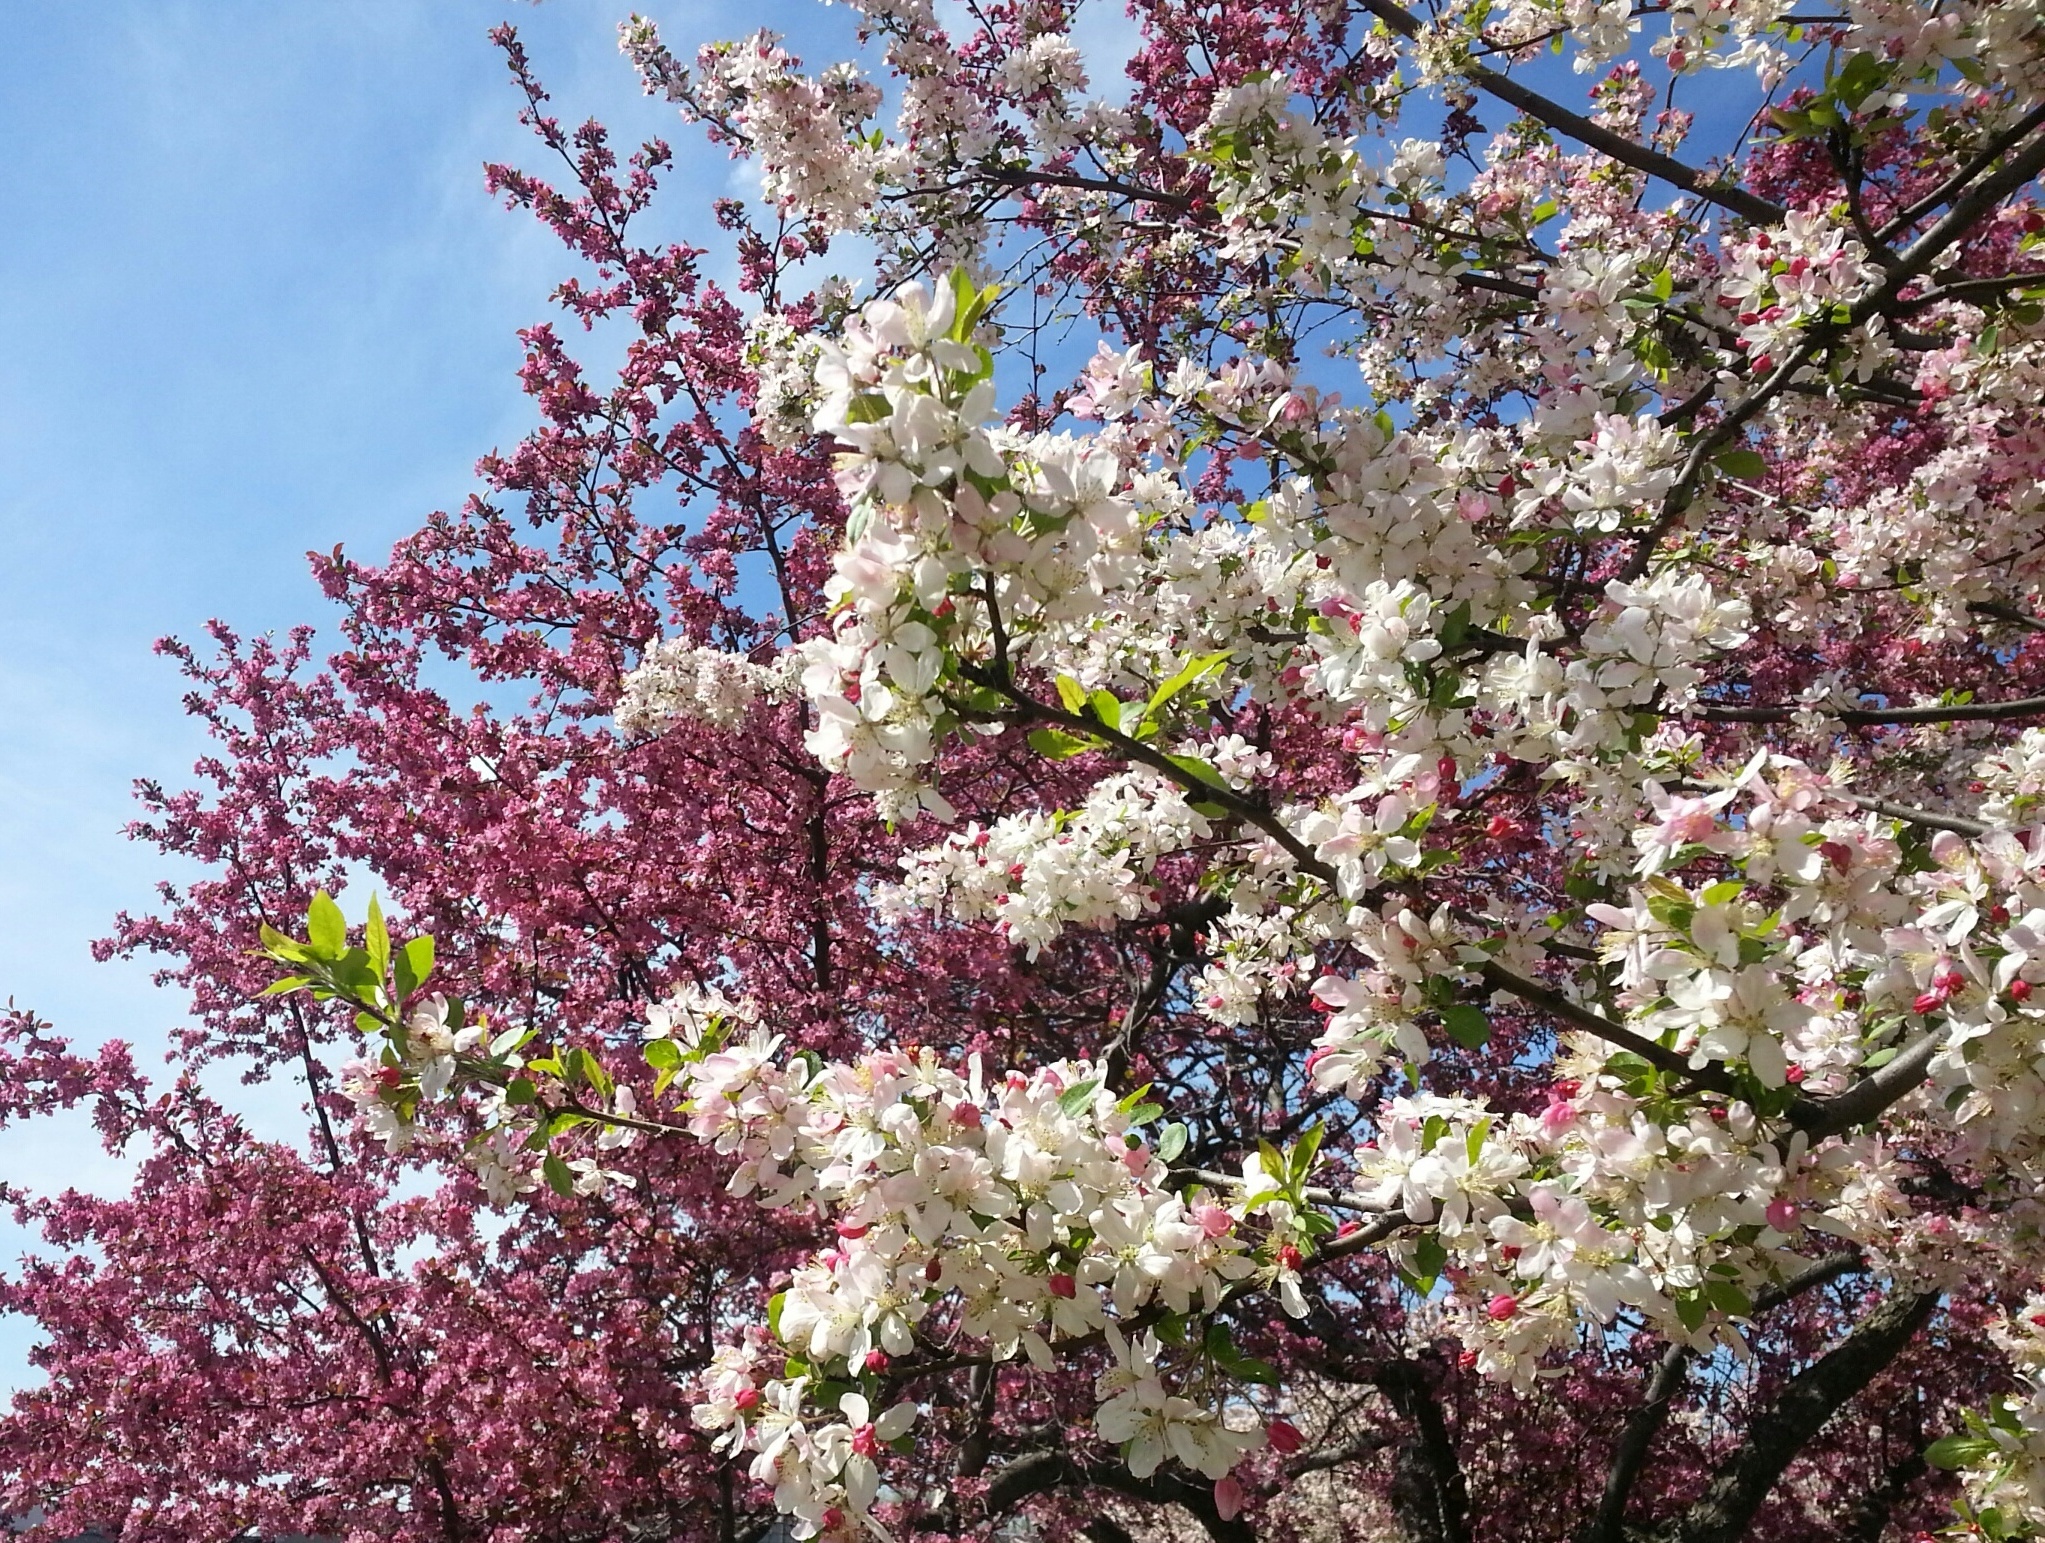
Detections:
616,638,795,735
1350,1074,1888,1391
671,1034,1301,1536
877,770,1212,957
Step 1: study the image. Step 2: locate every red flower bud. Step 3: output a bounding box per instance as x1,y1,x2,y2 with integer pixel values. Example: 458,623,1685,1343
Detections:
1265,1418,1304,1455
1047,1273,1077,1299
1486,1293,1518,1320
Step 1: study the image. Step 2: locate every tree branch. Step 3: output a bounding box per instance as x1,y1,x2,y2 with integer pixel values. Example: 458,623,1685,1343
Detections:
1349,0,1785,224
1665,1288,1939,1543
1695,694,2045,725
1373,1357,1471,1543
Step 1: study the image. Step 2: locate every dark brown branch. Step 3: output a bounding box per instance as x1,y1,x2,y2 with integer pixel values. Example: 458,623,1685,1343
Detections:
1844,794,1988,837
1374,1357,1471,1543
984,1448,1256,1543
1879,101,2045,241
1797,1033,1940,1141
1350,0,1785,224
1665,1288,1939,1543
1589,1252,1867,1543
1694,693,2045,725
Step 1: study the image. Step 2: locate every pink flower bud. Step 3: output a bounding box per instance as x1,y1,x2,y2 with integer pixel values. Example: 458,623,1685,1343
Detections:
1265,1418,1304,1455
951,1101,983,1128
1486,1293,1519,1321
1277,1244,1304,1272
2013,979,2035,1003
1766,1198,1800,1232
1195,1203,1235,1239
732,1386,762,1412
1121,1145,1150,1176
1047,1273,1077,1299
1215,1476,1246,1520
865,1350,890,1373
851,1423,881,1458
1912,990,1946,1016
837,1221,869,1240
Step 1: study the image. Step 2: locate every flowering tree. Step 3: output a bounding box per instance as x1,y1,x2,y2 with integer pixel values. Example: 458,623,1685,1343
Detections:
11,1,2045,1540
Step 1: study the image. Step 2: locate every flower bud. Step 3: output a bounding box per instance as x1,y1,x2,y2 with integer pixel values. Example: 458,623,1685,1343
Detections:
1215,1475,1246,1520
1047,1273,1077,1299
1266,1418,1304,1454
1486,1293,1518,1321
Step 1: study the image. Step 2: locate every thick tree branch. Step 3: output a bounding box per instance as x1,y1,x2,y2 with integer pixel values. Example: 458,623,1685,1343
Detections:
1665,1288,1939,1543
984,1448,1256,1543
1695,693,2045,725
1588,1250,1869,1541
1373,1357,1471,1543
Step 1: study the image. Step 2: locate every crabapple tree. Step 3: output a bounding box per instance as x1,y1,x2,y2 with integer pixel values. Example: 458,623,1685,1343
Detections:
15,2,2045,1541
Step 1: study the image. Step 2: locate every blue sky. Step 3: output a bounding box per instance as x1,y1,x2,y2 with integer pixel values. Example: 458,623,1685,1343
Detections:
0,0,842,1387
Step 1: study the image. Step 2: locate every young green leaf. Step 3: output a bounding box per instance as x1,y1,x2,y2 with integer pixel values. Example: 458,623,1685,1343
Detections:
306,891,347,961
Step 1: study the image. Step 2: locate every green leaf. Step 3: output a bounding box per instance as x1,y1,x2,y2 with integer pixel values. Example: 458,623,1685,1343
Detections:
1700,880,1743,906
1157,1121,1188,1163
259,922,311,963
365,895,390,984
1163,752,1228,791
261,975,313,996
1088,688,1124,731
1714,447,1768,481
1290,1123,1325,1183
1702,1278,1752,1317
1831,49,1888,110
767,1290,788,1339
644,1038,682,1071
394,935,435,1001
307,891,347,962
1926,1432,1997,1470
543,1153,576,1198
1436,601,1471,653
1411,1234,1448,1283
1233,1356,1281,1386
566,1047,614,1100
1123,1102,1165,1127
1650,266,1674,302
505,1077,538,1107
1442,1005,1491,1049
1144,650,1234,721
1674,1292,1709,1332
1027,727,1096,760
1055,675,1089,714
1058,1078,1102,1116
